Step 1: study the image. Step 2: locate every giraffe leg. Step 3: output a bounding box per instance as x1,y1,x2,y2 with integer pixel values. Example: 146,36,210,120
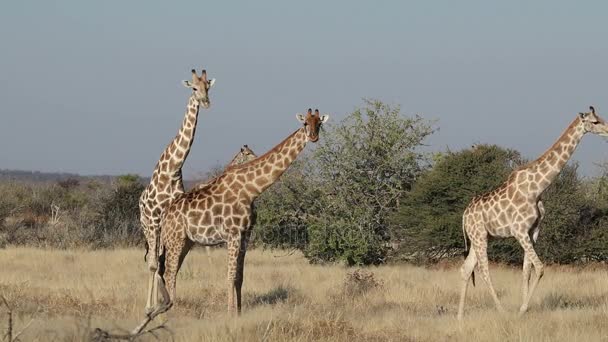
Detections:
235,230,251,314
457,246,477,320
144,232,159,315
521,254,532,311
516,234,544,314
226,233,242,315
163,239,193,310
473,239,505,313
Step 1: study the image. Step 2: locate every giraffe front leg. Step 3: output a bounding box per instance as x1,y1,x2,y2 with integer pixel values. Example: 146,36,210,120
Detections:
144,232,160,315
226,233,241,315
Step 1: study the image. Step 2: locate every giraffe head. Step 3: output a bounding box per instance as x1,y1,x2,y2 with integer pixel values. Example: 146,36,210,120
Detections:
182,69,215,109
232,145,257,164
579,106,608,136
296,108,330,142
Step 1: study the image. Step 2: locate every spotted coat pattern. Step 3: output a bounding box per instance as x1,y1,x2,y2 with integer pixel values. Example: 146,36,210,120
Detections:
457,107,608,319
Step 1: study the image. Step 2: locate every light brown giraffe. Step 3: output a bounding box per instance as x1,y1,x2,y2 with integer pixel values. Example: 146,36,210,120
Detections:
139,69,215,314
192,145,258,259
149,108,329,317
457,106,608,319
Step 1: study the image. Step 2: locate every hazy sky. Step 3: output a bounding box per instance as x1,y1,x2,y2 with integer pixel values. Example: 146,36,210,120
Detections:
1,1,607,178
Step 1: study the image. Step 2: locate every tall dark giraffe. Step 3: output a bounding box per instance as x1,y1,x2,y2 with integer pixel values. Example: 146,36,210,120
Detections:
139,69,215,314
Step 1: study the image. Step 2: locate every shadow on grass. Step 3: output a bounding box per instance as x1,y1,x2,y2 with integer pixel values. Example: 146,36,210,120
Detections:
540,292,606,311
248,285,292,306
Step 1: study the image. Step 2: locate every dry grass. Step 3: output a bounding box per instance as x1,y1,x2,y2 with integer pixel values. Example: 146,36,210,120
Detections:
1,247,607,341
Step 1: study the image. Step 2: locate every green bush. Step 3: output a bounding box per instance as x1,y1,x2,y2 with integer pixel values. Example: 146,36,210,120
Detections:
389,144,522,263
256,99,436,265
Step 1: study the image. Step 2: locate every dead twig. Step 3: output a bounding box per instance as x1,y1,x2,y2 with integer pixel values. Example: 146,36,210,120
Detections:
91,320,172,342
1,294,38,342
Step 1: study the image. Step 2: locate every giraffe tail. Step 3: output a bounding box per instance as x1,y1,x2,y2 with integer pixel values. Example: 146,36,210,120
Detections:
144,240,149,262
462,215,475,287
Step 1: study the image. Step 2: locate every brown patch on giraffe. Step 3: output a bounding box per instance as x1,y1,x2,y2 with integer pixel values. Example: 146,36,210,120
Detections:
263,165,272,174
201,211,212,225
159,174,169,185
210,204,222,216
245,183,258,194
271,169,283,179
255,177,267,187
189,211,203,225
232,204,244,216
179,138,189,149
223,205,232,216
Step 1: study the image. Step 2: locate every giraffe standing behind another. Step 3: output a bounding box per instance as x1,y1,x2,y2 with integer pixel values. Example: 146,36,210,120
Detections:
191,145,258,258
139,69,215,315
457,106,608,319
191,145,258,192
147,109,329,318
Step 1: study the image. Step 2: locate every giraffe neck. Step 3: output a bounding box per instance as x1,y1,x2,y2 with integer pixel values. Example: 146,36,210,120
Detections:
231,128,308,201
157,94,201,179
526,116,585,197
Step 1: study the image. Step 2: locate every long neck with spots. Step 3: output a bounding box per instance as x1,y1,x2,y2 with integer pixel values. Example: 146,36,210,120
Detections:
236,128,308,200
528,117,585,197
159,94,200,177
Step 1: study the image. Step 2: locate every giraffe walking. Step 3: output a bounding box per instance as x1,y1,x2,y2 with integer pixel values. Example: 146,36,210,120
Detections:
148,109,329,317
457,106,608,319
139,69,215,315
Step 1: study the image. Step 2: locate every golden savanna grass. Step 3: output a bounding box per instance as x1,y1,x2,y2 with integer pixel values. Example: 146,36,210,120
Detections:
1,247,607,341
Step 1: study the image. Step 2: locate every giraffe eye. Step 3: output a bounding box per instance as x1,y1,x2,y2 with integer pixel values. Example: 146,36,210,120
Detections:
192,87,198,91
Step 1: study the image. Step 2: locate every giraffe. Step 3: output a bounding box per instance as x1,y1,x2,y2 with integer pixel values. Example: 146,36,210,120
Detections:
139,69,215,315
149,108,329,317
192,145,258,259
457,106,608,319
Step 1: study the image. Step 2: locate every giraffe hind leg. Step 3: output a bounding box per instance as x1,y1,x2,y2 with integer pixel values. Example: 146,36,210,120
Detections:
457,245,478,320
516,234,544,314
473,238,505,313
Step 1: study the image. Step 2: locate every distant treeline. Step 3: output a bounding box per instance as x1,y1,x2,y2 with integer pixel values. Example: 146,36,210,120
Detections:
2,100,608,266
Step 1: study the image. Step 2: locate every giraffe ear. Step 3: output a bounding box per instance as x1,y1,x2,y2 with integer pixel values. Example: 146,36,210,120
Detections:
209,78,216,88
579,112,587,119
182,80,193,88
320,115,330,123
296,113,306,123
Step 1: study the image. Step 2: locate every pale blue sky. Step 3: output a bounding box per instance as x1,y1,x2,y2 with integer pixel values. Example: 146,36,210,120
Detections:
1,1,607,177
